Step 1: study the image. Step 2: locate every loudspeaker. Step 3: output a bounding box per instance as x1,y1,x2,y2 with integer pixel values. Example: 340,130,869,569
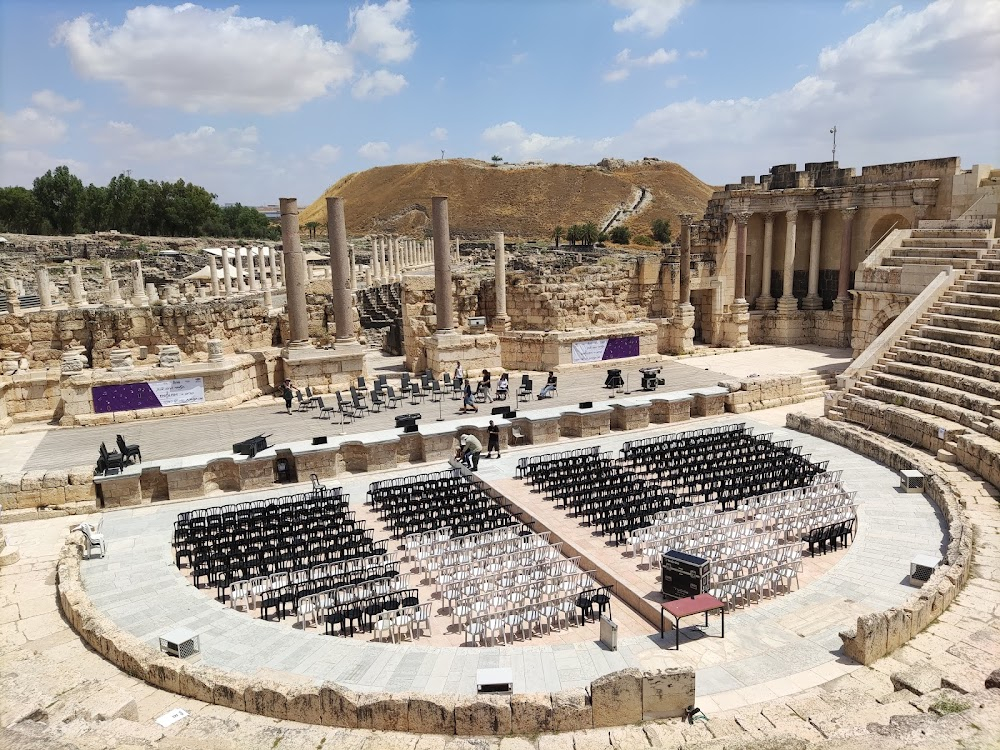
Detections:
579,401,593,409
312,436,328,446
403,424,419,434
491,406,507,415
505,411,516,418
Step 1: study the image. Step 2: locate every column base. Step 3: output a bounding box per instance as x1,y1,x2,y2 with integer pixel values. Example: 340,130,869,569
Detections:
801,295,823,310
669,304,696,355
775,296,799,314
130,296,150,308
755,296,776,311
731,301,751,348
491,314,511,333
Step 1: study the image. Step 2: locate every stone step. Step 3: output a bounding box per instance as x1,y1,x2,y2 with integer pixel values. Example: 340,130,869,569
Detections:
896,347,1000,385
908,335,1000,368
900,236,992,249
976,269,1000,282
882,256,976,269
964,280,1000,295
917,325,1000,350
894,245,982,258
928,312,1000,336
941,302,1000,321
855,383,994,433
910,227,994,239
844,393,968,439
951,290,1000,307
871,371,1000,417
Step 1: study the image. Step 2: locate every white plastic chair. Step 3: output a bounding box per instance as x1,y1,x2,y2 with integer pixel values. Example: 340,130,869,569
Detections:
73,523,106,559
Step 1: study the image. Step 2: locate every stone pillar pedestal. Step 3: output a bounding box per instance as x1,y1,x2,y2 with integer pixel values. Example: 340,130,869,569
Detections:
207,338,224,363
424,331,501,375
60,347,87,373
671,303,696,354
145,283,159,304
157,344,181,366
69,273,87,308
775,296,799,314
4,278,21,315
109,348,134,371
36,268,52,310
108,279,125,307
731,301,751,348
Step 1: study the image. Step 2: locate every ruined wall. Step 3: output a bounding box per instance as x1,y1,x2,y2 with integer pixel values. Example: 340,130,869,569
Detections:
401,273,481,372
0,299,274,369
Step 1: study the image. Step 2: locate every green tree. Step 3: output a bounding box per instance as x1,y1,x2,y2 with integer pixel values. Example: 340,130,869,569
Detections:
609,226,631,244
553,225,563,249
105,173,141,232
80,184,107,232
0,186,46,234
580,221,599,246
32,165,84,235
566,224,581,246
305,221,320,239
491,154,503,166
651,218,672,244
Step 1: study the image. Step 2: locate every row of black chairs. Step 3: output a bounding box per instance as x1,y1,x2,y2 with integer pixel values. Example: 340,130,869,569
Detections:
96,435,141,475
804,519,855,557
325,589,421,637
257,568,404,620
516,446,602,480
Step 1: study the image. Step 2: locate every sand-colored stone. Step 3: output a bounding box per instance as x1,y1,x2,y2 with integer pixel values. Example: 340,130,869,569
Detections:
591,668,642,727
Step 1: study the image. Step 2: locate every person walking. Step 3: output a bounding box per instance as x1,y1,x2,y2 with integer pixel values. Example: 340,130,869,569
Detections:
460,381,478,413
281,378,295,414
459,434,482,470
486,420,500,458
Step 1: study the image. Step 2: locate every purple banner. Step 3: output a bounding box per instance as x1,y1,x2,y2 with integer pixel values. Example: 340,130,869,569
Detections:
603,335,640,360
93,378,205,414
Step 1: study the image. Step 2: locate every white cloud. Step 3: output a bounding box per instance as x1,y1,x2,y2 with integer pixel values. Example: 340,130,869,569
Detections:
311,144,342,164
604,47,678,82
30,89,82,113
611,0,692,36
511,52,528,64
0,148,87,188
352,69,408,100
0,108,67,146
663,74,687,88
686,48,707,59
95,122,260,168
481,121,581,161
607,0,1000,182
55,4,353,114
358,140,391,159
349,0,416,64
430,127,448,141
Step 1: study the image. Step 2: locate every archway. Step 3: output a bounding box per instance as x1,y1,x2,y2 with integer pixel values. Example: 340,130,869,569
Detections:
868,213,910,254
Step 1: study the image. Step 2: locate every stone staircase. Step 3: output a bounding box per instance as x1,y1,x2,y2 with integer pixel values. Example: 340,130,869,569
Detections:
881,225,995,270
801,370,841,398
831,222,1000,471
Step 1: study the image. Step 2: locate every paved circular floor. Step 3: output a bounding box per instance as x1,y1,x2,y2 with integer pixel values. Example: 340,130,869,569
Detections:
79,411,945,706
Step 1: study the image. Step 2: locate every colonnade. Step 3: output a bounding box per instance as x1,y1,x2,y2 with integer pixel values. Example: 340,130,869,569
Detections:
366,235,434,286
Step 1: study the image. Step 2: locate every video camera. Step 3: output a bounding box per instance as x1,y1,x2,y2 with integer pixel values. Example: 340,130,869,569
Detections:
640,366,665,391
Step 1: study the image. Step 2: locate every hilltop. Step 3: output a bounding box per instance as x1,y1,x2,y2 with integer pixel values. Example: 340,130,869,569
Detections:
300,158,715,241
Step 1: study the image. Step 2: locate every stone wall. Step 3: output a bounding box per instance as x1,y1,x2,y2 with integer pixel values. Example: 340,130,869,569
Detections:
56,537,695,733
401,273,482,372
0,465,96,511
0,298,274,369
786,413,973,665
723,375,806,413
749,306,851,348
498,323,658,371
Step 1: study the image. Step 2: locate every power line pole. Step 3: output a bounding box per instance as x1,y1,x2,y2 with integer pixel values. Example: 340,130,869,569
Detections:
830,126,837,162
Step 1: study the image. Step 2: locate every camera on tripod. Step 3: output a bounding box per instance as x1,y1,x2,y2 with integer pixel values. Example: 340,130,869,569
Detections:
640,366,665,391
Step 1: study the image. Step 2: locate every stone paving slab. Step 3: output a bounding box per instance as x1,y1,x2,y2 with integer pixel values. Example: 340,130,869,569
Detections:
77,412,944,698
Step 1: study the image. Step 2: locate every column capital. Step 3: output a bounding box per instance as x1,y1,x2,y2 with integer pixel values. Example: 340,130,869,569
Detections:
840,206,858,219
679,212,694,226
785,208,798,221
734,211,752,226
763,210,774,223
810,208,823,219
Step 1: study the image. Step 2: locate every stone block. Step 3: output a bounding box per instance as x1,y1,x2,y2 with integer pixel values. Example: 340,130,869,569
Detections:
886,607,911,653
591,668,642,727
244,678,289,719
285,685,323,724
550,688,592,731
318,682,359,728
986,668,1000,690
214,673,251,712
145,653,182,694
842,612,889,665
20,470,45,491
890,664,943,696
178,663,225,704
642,668,695,719
358,691,410,731
454,694,511,736
408,694,455,734
510,693,553,735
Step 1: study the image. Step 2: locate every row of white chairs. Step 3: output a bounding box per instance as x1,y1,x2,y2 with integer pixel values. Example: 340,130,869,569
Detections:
405,525,521,563
464,593,584,646
438,556,585,598
709,557,804,610
432,544,566,592
447,571,597,626
402,527,454,559
372,602,433,643
226,551,400,604
415,531,550,575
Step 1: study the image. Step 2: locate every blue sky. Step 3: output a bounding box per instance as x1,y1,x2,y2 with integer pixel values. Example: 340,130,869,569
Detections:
1,0,997,205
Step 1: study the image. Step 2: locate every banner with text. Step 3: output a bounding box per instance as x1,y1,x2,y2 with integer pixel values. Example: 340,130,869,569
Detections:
93,378,206,414
570,335,640,364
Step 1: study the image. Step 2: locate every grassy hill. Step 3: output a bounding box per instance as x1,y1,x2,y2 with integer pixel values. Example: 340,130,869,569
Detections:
300,158,715,241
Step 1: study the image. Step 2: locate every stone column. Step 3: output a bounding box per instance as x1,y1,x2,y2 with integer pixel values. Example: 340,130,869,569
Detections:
432,196,455,333
756,212,775,310
369,237,380,283
803,210,824,310
493,231,510,331
279,197,310,348
108,279,125,307
734,211,751,303
454,237,461,263
146,283,159,304
326,196,356,345
837,207,858,302
365,266,373,287
248,248,259,291
36,268,52,310
3,278,20,314
220,247,232,296
130,260,149,307
256,246,269,293
234,247,247,292
68,272,86,308
348,244,357,291
777,209,798,313
678,213,693,308
388,236,398,282
101,259,112,283
209,255,220,296
207,339,224,363
267,246,277,289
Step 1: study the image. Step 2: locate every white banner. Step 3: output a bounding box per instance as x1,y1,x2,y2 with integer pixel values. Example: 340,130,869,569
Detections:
571,339,609,364
149,377,205,407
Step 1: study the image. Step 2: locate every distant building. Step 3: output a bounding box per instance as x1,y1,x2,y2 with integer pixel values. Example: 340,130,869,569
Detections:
256,205,280,221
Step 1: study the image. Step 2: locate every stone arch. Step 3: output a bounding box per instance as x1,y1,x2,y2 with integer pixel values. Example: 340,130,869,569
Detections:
868,213,910,253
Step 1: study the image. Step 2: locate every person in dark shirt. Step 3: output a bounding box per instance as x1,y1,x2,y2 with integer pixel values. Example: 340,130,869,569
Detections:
486,420,500,458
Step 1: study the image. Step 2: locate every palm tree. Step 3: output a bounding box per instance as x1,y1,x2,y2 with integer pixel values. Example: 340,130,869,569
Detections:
553,225,563,249
305,221,319,239
580,221,599,247
491,155,503,166
566,224,581,247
